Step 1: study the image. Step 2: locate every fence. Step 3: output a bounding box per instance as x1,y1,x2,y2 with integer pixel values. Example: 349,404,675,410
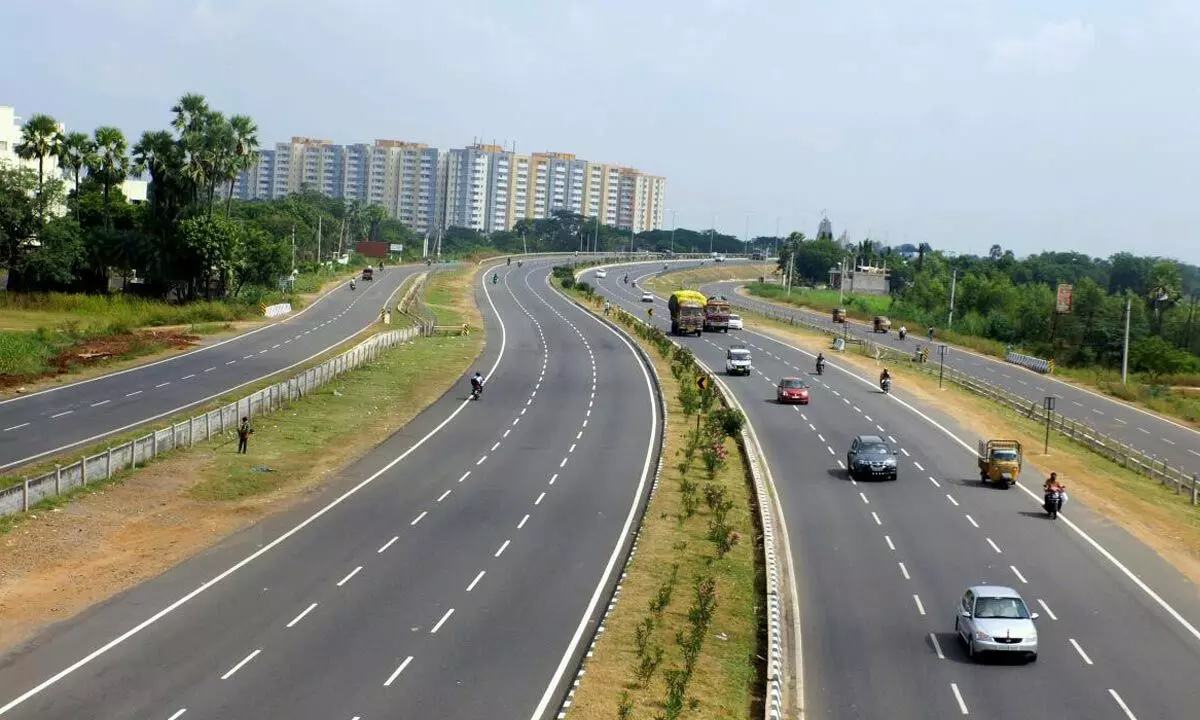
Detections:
725,297,1200,504
0,322,433,518
1005,348,1053,374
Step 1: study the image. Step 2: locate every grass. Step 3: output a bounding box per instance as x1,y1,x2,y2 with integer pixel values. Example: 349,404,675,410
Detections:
645,264,776,294
187,334,478,501
562,289,763,720
720,301,1200,581
424,271,467,327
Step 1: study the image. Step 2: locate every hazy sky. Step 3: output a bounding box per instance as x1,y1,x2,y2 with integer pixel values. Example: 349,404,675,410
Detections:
5,0,1199,262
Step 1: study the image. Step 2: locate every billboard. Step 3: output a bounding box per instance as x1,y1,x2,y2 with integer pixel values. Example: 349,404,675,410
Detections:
1056,283,1073,314
389,243,403,253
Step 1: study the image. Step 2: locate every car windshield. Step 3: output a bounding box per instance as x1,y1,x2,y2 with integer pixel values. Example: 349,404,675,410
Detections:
730,351,750,360
974,596,1030,619
860,444,890,455
993,450,1019,462
780,379,805,388
730,314,741,321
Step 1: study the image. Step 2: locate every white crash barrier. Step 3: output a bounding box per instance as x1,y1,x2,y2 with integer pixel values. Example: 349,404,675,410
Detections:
263,302,293,319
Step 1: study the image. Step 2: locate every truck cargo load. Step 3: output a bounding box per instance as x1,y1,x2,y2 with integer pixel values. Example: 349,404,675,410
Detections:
668,290,706,336
704,295,732,332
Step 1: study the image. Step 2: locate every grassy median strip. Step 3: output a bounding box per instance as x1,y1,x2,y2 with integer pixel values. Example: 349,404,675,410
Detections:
561,284,764,720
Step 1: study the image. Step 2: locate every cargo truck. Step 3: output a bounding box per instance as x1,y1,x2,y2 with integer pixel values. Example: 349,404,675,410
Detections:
668,290,706,336
704,295,732,332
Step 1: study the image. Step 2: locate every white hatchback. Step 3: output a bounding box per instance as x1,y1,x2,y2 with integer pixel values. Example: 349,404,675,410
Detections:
728,314,743,330
595,268,608,279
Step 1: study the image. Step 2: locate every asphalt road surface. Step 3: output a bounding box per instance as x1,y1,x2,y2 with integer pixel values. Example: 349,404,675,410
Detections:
0,258,659,720
704,278,1200,479
591,261,1200,720
0,266,419,472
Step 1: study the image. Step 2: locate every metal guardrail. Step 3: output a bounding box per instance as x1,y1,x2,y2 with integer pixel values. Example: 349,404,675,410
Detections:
1005,349,1053,374
0,322,435,518
731,299,1200,504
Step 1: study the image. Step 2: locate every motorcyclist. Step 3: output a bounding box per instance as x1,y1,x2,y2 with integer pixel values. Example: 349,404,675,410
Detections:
470,371,484,396
1044,472,1066,516
507,257,511,265
349,279,356,290
816,353,826,373
623,274,629,284
928,326,935,341
879,368,892,389
492,272,499,284
1044,472,1065,493
898,325,907,340
518,260,523,267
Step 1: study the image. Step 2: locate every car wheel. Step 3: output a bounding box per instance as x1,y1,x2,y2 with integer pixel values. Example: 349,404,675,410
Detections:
1027,652,1038,663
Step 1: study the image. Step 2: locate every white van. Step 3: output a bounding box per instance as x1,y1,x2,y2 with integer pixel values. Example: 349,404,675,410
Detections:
726,346,753,376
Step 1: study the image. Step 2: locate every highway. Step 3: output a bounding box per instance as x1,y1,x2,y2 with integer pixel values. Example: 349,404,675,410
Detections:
0,258,659,720
0,265,419,472
589,261,1200,720
704,278,1200,479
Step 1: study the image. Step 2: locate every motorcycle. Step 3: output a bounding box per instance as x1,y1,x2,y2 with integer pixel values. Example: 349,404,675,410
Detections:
880,377,892,394
816,359,825,375
1044,488,1066,519
507,257,512,266
898,328,906,340
518,260,523,267
349,281,356,291
470,380,484,401
492,273,499,284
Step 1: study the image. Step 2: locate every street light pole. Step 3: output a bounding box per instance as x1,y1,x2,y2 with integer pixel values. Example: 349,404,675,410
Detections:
938,344,947,389
1121,295,1132,385
670,209,677,254
948,267,958,330
1043,395,1056,454
709,212,716,254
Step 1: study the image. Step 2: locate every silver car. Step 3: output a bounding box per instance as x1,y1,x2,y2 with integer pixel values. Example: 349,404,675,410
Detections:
955,585,1039,662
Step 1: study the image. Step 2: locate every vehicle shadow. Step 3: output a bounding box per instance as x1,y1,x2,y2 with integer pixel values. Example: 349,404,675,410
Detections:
825,468,850,482
932,632,1033,666
1018,510,1050,520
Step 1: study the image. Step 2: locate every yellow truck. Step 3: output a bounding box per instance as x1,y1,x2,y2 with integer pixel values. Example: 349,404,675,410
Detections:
668,290,706,336
977,440,1022,487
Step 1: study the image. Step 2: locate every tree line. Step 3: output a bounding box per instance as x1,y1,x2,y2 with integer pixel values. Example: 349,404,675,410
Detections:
0,93,419,303
774,233,1200,376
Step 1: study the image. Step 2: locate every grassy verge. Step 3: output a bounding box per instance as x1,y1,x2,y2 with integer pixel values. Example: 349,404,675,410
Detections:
721,301,1200,583
562,286,764,720
643,264,776,293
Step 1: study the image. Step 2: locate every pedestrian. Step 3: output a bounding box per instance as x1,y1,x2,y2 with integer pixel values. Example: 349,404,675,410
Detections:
237,416,253,454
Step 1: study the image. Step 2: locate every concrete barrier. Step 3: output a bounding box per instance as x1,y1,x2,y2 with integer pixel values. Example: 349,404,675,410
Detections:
1005,348,1053,374
263,302,293,319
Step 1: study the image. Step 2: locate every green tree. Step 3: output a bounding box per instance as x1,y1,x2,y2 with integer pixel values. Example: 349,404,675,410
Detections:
234,225,289,294
0,166,40,283
57,131,96,220
1072,276,1105,353
178,214,243,299
88,126,130,230
20,216,84,286
224,114,259,216
14,113,60,197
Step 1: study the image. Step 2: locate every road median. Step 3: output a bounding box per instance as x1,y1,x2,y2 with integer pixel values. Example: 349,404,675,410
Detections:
554,277,776,720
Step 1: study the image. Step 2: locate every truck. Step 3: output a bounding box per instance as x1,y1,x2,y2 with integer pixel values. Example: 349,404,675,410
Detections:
703,295,732,332
361,266,374,281
668,290,706,336
977,440,1022,487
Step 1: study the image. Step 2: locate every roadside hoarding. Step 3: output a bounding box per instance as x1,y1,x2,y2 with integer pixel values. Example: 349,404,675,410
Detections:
1056,283,1073,314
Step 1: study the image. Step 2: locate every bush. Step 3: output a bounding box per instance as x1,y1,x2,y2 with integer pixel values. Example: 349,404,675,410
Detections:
707,407,746,437
560,276,575,290
575,280,593,296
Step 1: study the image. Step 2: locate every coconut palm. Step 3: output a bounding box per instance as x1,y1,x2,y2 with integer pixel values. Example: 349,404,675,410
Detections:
132,129,183,219
88,126,130,230
56,131,96,220
225,114,259,216
15,113,61,196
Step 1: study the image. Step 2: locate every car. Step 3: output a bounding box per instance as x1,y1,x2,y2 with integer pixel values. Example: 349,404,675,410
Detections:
726,347,753,376
776,377,810,404
955,585,1039,662
641,291,654,302
596,268,608,279
728,314,743,330
846,435,898,480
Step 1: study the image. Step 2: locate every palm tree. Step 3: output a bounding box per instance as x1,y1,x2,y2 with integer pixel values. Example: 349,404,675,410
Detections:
171,94,211,204
15,113,61,196
56,131,96,221
224,114,259,216
88,126,130,230
132,130,180,216
199,112,233,214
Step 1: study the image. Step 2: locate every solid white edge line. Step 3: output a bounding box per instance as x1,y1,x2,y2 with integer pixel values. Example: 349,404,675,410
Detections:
526,269,661,720
0,265,509,716
732,322,1200,643
0,272,423,472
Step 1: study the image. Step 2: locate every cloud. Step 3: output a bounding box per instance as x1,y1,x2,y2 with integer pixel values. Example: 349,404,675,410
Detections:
989,19,1096,75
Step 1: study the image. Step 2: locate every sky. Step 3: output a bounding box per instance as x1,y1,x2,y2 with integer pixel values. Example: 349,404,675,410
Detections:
4,0,1199,263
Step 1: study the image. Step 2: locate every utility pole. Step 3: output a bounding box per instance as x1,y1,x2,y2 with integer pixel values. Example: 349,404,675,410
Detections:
744,214,751,255
838,257,847,304
786,247,795,298
670,209,677,254
709,212,716,254
337,216,345,258
947,267,958,329
774,216,780,258
593,214,600,255
316,216,322,271
291,225,296,273
1121,294,1132,385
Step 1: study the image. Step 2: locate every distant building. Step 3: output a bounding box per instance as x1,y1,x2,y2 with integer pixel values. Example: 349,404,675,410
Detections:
829,263,892,296
817,214,833,240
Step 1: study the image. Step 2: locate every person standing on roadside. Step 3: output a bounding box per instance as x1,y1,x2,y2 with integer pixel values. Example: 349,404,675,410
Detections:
237,417,253,454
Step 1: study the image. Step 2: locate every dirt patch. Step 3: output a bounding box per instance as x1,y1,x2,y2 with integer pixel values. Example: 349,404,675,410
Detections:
0,330,201,392
746,316,1200,588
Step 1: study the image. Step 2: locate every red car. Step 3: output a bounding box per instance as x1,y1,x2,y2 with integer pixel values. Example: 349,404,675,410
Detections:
777,377,810,404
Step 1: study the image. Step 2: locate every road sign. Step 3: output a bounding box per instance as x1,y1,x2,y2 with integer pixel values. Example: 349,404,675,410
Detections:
1056,283,1073,314
696,375,709,391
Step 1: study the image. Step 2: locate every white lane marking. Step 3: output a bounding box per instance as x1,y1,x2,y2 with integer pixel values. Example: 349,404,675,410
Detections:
535,492,547,506
458,471,470,483
272,344,280,350
898,562,910,580
1011,565,1028,584
569,443,576,453
336,566,363,587
888,435,897,444
220,649,262,680
90,400,111,407
430,608,455,634
876,424,885,432
1108,689,1138,719
410,512,427,526
181,374,196,380
1069,638,1094,665
226,360,236,365
1189,449,1200,458
853,406,861,413
576,431,583,440
1092,408,1103,415
801,413,808,421
467,571,485,592
965,514,979,529
503,429,511,438
1137,427,1150,434
204,367,216,373
950,683,969,715
900,448,910,457
1019,380,1028,386
125,390,142,397
167,710,187,720
1037,598,1058,620
1115,418,1127,424
871,511,882,525
837,460,846,469
378,536,399,553
913,594,926,616
495,540,511,557
491,441,501,451
560,457,569,467
817,433,825,442
477,455,488,466
518,514,530,529
913,461,924,471
946,494,959,507
986,538,1002,553
826,446,835,455
549,473,559,485
808,423,816,431
929,633,945,660
859,492,869,505
243,354,253,359
50,410,74,419
383,656,414,687
929,476,942,488
864,415,873,422
885,535,895,551
286,603,319,628
3,423,30,432
1162,438,1175,445
437,489,452,503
